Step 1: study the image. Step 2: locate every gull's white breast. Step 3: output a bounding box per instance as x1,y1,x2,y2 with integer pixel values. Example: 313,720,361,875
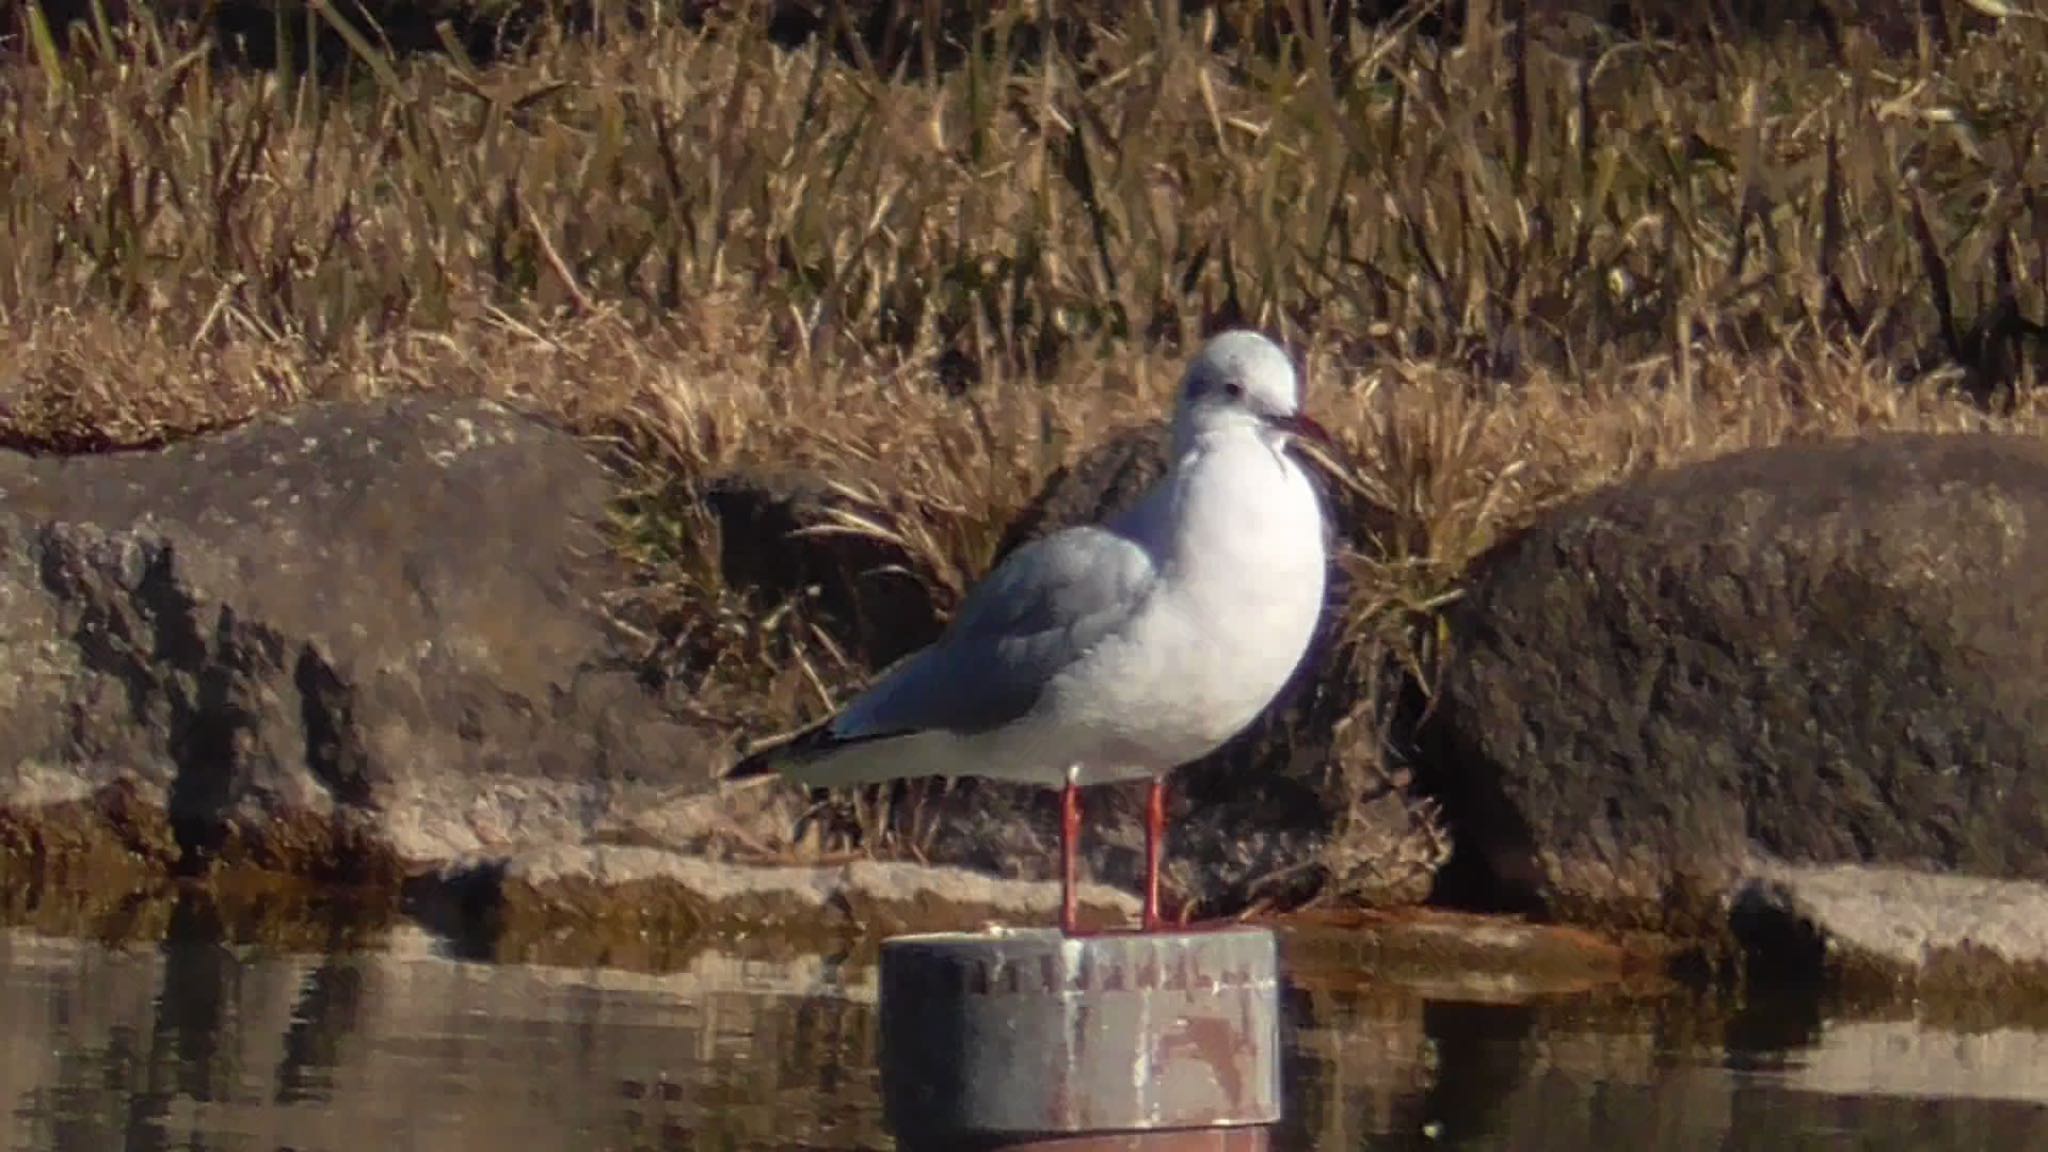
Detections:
1040,433,1329,784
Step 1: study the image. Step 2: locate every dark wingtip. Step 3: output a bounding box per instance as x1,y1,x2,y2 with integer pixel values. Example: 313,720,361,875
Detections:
721,718,846,782
724,748,780,781
721,721,919,784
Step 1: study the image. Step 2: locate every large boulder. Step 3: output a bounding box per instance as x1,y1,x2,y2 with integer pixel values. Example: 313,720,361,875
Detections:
0,397,715,894
1424,431,2048,938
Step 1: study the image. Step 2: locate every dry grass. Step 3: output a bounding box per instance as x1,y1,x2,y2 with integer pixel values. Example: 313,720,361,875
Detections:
5,1,2048,883
1328,338,2048,685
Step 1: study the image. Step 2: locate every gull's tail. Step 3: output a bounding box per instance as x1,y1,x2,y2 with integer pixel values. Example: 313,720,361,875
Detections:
728,639,976,787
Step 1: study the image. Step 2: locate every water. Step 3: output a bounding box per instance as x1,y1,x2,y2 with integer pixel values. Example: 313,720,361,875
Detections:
5,923,2048,1151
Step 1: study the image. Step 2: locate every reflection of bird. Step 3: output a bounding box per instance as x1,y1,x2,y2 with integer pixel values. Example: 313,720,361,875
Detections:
731,330,1333,935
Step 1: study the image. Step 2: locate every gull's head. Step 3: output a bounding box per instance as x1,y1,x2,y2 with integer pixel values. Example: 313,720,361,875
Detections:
1171,329,1331,456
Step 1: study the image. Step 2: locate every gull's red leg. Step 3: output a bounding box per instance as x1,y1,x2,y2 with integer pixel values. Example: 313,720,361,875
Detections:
1060,774,1081,936
1143,776,1166,932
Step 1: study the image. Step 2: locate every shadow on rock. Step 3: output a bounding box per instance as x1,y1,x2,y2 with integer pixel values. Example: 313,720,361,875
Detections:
699,465,946,670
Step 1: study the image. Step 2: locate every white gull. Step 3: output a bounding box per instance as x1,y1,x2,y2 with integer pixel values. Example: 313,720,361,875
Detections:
731,329,1332,934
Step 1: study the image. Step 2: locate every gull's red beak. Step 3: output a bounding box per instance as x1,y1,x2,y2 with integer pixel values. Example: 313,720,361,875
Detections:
1274,411,1333,446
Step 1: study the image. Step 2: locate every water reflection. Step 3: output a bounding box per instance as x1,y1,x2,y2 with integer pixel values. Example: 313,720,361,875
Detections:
3,927,890,1151
6,923,2048,1150
1282,980,2048,1150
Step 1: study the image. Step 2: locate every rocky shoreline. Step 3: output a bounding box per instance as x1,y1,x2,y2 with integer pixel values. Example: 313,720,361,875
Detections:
4,396,2047,1001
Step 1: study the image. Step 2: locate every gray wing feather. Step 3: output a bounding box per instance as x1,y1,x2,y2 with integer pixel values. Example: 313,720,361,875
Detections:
832,524,1157,738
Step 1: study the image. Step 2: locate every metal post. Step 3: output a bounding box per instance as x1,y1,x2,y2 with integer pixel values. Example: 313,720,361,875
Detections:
878,926,1283,1150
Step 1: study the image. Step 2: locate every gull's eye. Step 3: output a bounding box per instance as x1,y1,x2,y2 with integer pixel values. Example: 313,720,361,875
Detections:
1222,381,1245,400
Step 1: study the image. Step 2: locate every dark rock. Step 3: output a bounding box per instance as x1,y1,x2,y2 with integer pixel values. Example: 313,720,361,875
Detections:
700,466,945,668
0,396,724,900
994,423,1172,557
1425,431,2048,936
